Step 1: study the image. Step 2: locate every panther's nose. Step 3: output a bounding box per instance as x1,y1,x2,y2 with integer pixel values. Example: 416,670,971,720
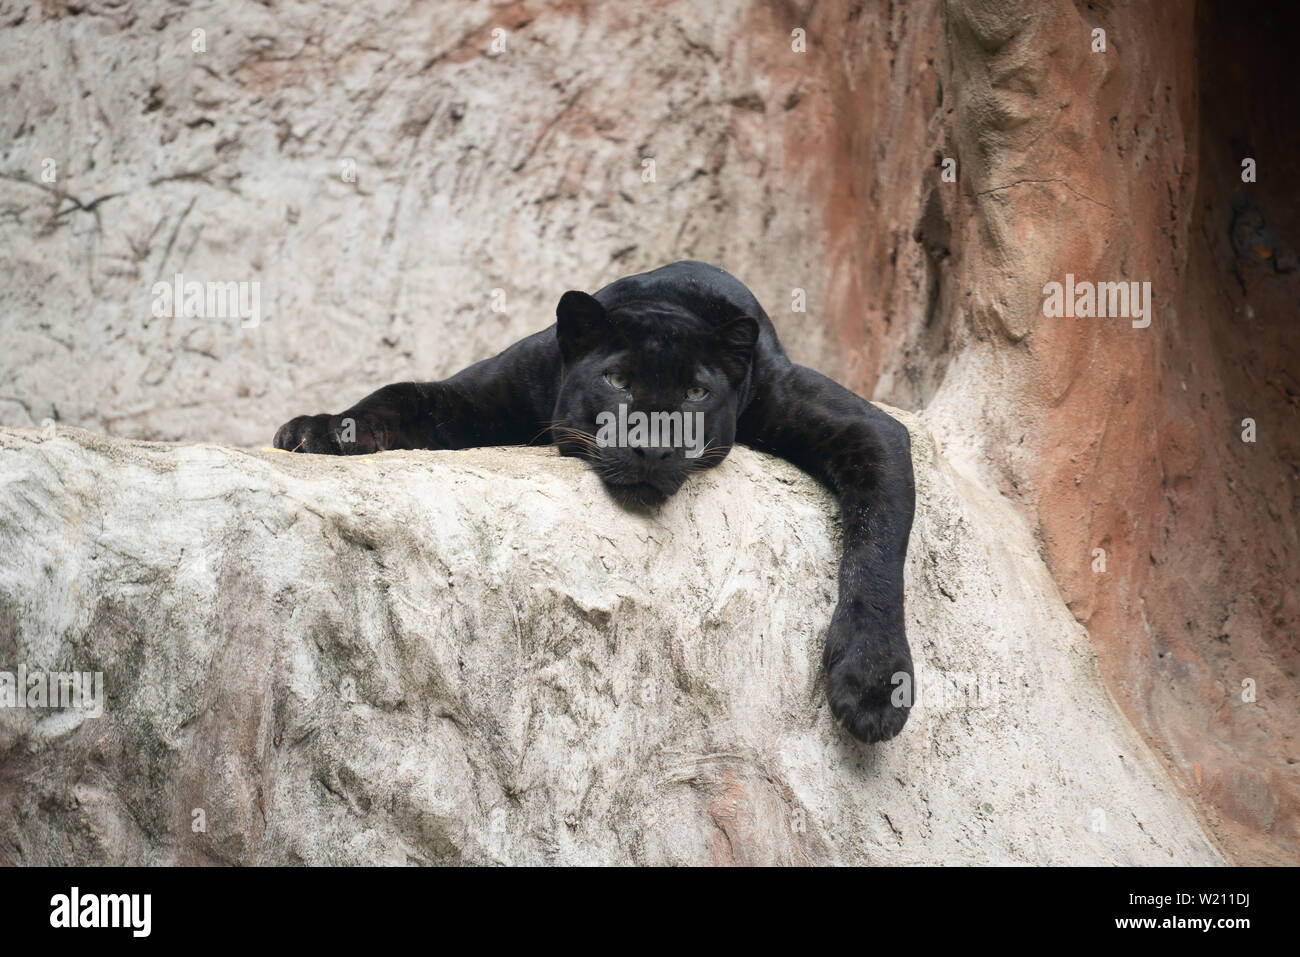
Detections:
632,446,673,461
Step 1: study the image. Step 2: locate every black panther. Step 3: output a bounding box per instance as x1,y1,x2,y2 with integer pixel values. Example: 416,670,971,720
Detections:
274,261,916,743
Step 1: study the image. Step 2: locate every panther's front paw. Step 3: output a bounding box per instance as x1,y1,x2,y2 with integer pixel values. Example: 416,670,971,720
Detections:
273,413,387,455
824,615,913,744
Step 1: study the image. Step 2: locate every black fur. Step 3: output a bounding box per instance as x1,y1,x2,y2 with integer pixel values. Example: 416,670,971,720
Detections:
274,261,916,743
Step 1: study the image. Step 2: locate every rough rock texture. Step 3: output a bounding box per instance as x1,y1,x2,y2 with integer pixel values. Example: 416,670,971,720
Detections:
0,0,848,442
1,0,1294,862
0,412,1220,865
842,0,1300,864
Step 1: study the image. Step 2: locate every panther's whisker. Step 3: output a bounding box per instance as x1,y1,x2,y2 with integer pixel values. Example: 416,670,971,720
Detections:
552,426,601,444
551,428,601,456
528,423,557,445
535,419,598,446
552,426,599,443
691,442,732,464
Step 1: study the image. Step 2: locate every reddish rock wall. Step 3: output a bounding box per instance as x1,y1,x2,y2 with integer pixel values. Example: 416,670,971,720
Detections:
786,0,1297,862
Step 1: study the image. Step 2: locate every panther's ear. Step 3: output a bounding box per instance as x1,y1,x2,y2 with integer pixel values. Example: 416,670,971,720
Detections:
713,316,759,385
555,290,610,362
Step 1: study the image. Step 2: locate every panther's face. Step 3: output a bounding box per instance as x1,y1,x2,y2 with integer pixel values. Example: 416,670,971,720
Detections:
551,290,758,509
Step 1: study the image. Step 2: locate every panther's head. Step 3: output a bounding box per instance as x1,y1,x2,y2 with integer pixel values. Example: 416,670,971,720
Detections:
550,290,759,509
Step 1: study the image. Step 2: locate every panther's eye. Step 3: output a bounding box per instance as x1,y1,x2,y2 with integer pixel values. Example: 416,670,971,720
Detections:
685,386,710,401
604,372,630,390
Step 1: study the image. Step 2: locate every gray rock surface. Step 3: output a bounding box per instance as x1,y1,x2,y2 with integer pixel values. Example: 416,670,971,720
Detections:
0,0,838,447
0,411,1221,864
